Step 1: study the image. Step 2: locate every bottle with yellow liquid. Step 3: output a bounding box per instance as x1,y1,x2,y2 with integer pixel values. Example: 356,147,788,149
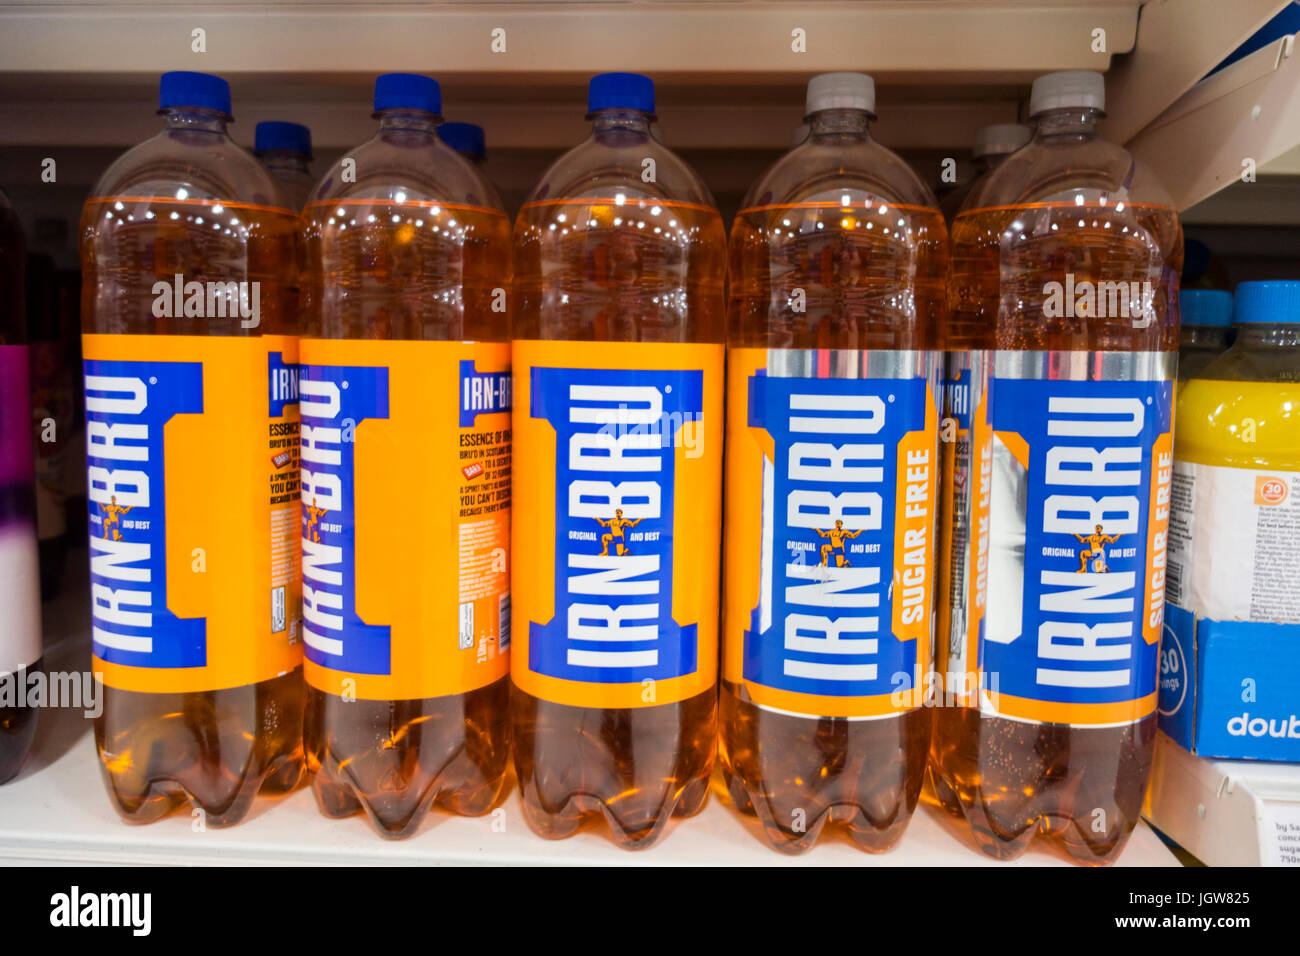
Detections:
1167,281,1300,624
81,71,304,824
1177,288,1233,384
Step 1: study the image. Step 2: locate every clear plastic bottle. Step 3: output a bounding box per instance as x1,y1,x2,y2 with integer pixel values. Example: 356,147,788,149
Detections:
1177,288,1233,383
299,74,513,838
934,70,1182,864
0,186,41,785
80,71,304,824
255,121,315,212
438,121,504,211
1168,281,1300,624
511,73,726,848
939,123,1032,223
439,122,486,166
721,73,946,853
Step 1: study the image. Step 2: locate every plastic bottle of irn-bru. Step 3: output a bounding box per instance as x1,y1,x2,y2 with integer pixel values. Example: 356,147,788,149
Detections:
0,187,41,785
1167,281,1300,625
439,122,505,210
933,70,1183,864
80,71,304,823
720,73,946,853
939,123,1032,222
255,121,315,212
1177,288,1233,383
511,73,726,848
439,122,486,167
299,74,513,838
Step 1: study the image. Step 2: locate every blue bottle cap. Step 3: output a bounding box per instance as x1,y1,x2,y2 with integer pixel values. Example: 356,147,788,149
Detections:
1179,289,1233,328
373,73,441,115
1234,280,1300,325
159,71,232,117
587,73,655,114
439,122,485,161
255,121,312,158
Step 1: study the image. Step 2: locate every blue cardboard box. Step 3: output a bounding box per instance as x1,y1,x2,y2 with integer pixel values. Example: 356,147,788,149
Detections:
1159,604,1300,761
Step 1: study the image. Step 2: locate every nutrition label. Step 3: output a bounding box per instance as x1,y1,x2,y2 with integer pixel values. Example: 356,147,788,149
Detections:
268,418,301,641
457,426,510,662
1167,462,1300,623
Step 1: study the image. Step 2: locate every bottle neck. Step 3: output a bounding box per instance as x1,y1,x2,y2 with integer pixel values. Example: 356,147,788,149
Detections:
1181,325,1231,349
809,108,872,139
1236,323,1300,350
590,109,653,138
259,150,310,173
1032,107,1103,141
162,107,229,135
377,109,441,135
973,152,1010,175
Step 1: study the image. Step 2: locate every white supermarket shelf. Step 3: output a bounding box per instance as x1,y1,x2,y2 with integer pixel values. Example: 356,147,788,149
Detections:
1128,25,1300,211
1145,733,1300,867
0,1,1140,78
0,555,1178,867
1100,0,1287,145
0,1,1290,214
0,1,1138,151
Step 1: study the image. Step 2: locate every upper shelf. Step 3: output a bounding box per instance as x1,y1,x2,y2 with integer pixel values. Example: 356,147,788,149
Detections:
0,1,1140,151
0,1,1140,78
1,1,1297,215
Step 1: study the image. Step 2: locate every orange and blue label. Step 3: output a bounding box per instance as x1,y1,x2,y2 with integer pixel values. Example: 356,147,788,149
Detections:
723,348,939,719
981,370,1173,725
299,339,511,702
84,333,302,693
512,340,723,709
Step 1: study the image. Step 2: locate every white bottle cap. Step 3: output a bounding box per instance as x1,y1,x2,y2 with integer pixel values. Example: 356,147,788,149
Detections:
805,72,876,116
972,123,1032,159
1029,70,1105,116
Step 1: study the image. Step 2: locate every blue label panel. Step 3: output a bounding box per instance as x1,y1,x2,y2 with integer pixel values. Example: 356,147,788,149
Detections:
459,359,512,427
299,364,392,675
268,349,300,417
528,366,702,684
984,376,1171,710
85,359,207,668
743,374,927,699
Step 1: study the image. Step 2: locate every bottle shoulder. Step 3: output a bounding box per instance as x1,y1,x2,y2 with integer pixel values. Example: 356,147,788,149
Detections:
524,133,717,209
969,136,1176,210
739,138,938,212
88,127,283,209
1195,340,1300,384
308,131,505,213
1177,367,1300,467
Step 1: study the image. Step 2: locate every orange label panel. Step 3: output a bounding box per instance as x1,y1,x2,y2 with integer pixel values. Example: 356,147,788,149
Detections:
298,339,511,701
84,333,302,693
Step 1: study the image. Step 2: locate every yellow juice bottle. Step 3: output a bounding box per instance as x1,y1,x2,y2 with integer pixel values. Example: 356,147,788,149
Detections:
1168,281,1300,624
